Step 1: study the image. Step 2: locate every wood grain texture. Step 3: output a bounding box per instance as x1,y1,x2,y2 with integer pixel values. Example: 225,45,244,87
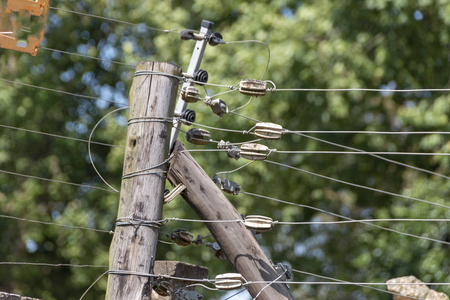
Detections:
167,141,293,300
106,61,182,300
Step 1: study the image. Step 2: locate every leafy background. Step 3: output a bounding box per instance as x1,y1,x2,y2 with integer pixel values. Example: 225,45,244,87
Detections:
0,0,448,299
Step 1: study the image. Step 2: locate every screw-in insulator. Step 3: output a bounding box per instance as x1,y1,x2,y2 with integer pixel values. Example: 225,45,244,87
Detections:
194,69,208,85
180,109,196,125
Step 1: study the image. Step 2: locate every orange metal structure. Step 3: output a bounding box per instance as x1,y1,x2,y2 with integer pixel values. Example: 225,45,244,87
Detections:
0,0,49,56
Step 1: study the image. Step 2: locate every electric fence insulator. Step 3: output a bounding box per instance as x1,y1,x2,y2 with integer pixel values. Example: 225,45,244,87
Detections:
152,278,174,297
206,242,226,260
240,143,270,160
254,122,283,140
180,30,195,40
239,79,267,97
208,32,225,46
215,273,246,290
186,128,211,145
168,229,194,246
180,109,196,125
227,146,240,160
193,69,208,85
212,174,241,195
217,140,240,160
274,263,293,281
176,290,203,300
221,179,241,195
181,86,201,103
244,215,273,232
206,98,228,117
217,140,232,149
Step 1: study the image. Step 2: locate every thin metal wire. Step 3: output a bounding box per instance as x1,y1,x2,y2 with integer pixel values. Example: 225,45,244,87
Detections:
181,148,449,156
240,191,450,245
229,111,261,122
40,46,136,67
0,123,123,148
216,161,255,176
165,217,242,224
284,130,450,135
225,40,271,80
275,150,450,156
88,107,128,193
224,112,449,180
79,270,109,300
0,77,127,106
247,280,450,286
269,87,450,93
134,70,184,81
0,262,107,268
231,96,254,113
122,154,174,180
224,288,247,300
265,160,450,210
290,268,425,300
293,132,450,180
277,219,450,225
49,7,183,34
0,169,114,192
0,213,113,234
181,120,245,133
252,271,286,300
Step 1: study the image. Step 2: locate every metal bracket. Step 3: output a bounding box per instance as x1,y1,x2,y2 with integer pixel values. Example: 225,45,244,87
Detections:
0,0,49,56
170,20,214,151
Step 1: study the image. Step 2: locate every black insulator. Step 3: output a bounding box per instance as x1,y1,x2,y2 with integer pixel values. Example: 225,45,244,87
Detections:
193,69,208,85
180,109,196,125
209,32,225,46
180,30,195,40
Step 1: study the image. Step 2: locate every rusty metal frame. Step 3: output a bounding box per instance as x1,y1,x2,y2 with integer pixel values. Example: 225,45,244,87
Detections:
0,0,49,56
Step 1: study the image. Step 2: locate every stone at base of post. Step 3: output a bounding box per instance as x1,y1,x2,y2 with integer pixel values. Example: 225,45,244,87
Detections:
151,261,208,300
387,276,448,300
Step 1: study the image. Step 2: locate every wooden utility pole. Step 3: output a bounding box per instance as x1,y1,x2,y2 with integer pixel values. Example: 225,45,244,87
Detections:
167,141,294,300
106,61,182,300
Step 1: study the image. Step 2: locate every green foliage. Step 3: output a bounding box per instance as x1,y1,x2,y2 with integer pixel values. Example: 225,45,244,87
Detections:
0,0,448,299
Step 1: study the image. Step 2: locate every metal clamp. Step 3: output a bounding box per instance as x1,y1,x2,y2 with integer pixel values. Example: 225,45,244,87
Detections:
170,20,215,150
212,174,241,195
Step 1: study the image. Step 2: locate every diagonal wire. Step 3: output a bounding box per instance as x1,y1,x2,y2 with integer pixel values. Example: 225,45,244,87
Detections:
0,262,107,268
227,112,450,179
269,87,450,92
264,160,449,210
292,132,450,179
0,123,123,148
0,169,115,192
240,191,450,245
284,130,450,135
41,46,136,67
0,213,113,234
0,77,127,106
